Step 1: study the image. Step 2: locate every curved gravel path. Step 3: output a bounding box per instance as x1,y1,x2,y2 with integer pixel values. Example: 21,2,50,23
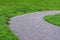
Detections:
9,10,60,40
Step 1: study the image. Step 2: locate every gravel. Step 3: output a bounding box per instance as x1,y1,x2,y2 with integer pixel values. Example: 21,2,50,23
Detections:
9,10,60,40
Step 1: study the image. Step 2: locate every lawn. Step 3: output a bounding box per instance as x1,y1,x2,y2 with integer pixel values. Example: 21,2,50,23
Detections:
0,0,60,40
44,14,60,26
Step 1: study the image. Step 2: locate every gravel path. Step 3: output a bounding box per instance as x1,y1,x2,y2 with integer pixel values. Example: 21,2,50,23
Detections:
9,10,60,40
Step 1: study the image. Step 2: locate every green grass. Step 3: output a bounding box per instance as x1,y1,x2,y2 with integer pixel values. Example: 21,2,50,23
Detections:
0,0,60,40
44,14,60,26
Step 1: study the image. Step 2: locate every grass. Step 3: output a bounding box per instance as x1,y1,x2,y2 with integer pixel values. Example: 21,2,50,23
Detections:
44,14,60,26
0,0,60,40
